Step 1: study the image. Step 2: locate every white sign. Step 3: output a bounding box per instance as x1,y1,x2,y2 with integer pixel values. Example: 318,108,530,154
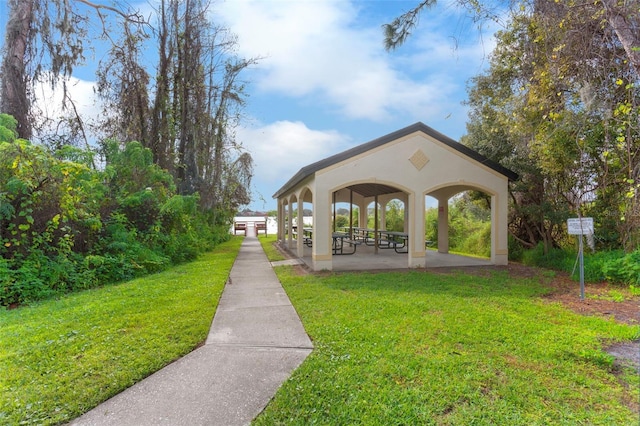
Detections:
567,217,594,235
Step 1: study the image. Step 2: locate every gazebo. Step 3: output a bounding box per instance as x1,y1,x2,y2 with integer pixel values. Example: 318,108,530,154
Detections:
273,122,518,271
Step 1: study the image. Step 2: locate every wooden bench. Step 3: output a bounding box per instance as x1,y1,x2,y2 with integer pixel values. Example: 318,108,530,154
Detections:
256,221,267,236
234,222,247,235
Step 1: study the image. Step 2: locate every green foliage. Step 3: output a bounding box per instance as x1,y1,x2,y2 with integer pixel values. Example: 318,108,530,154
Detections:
103,139,175,197
602,250,640,286
456,221,491,257
463,7,640,252
522,244,575,273
508,234,525,261
0,130,234,307
448,198,490,257
334,214,349,230
425,193,492,257
522,244,637,286
424,206,438,243
384,200,405,232
0,114,18,143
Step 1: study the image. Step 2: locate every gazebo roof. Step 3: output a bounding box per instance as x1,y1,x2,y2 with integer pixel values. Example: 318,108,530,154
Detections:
272,122,519,199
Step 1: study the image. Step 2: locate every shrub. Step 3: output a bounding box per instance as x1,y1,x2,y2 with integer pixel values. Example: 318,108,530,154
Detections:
1,253,51,306
602,250,640,285
508,234,525,261
424,207,438,244
522,243,637,284
522,243,573,271
334,214,349,230
457,221,491,257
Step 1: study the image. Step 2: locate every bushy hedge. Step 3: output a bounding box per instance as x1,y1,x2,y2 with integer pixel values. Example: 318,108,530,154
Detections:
0,114,232,307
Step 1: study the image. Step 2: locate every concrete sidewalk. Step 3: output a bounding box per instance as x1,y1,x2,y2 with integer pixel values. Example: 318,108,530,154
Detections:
70,237,313,426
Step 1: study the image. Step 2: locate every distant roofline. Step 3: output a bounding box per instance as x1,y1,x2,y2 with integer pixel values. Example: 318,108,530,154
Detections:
273,122,519,199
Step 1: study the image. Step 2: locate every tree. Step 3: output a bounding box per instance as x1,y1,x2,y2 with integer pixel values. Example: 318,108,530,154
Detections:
461,14,566,251
462,6,639,251
2,0,257,222
383,0,640,77
95,0,256,213
0,0,144,140
1,0,35,139
148,0,255,211
95,21,151,146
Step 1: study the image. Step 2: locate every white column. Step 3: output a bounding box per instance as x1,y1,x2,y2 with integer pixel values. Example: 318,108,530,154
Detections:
297,198,305,257
491,189,509,265
287,201,294,250
437,198,449,254
312,190,332,271
407,192,425,268
277,201,283,242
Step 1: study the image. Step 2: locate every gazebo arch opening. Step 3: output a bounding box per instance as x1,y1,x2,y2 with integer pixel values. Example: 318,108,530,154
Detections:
329,182,409,255
384,198,407,232
426,182,503,264
425,189,492,258
290,189,313,257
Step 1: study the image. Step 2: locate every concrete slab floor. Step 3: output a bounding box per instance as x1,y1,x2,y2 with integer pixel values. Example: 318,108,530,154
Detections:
278,242,492,272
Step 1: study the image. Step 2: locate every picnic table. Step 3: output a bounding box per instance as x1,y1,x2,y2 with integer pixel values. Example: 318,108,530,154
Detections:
351,228,408,253
379,231,408,253
332,232,361,255
292,227,360,254
292,226,313,246
303,228,313,246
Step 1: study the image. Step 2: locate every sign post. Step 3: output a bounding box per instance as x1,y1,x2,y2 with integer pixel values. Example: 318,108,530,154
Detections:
567,218,594,300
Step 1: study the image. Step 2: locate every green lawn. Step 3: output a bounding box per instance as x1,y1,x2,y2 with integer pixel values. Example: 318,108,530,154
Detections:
258,234,286,261
3,236,637,425
0,237,242,425
256,238,639,425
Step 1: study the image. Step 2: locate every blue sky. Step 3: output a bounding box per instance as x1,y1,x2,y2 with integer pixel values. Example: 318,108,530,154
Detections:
0,0,498,212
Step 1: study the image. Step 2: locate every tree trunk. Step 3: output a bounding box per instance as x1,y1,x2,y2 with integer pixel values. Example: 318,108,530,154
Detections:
1,0,34,139
601,0,640,77
150,0,173,173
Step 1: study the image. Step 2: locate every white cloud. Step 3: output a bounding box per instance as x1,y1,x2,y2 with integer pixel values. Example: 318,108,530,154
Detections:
238,120,351,186
216,0,469,122
32,74,101,141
